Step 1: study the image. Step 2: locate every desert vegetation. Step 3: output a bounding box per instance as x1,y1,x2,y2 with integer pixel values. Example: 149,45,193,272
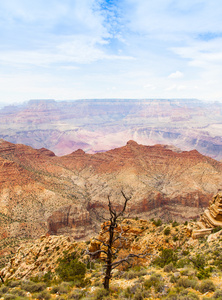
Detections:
0,218,222,299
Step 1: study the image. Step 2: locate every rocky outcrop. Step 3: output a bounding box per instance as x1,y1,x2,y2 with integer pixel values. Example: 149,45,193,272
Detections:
191,190,222,238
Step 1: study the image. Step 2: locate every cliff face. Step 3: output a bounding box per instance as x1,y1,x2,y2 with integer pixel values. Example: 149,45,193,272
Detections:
0,139,221,260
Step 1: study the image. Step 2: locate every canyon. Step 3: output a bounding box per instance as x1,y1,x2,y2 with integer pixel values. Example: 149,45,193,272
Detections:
0,99,221,160
0,138,222,266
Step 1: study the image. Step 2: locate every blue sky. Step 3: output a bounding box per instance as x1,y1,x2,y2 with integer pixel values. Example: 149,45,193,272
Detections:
1,0,222,104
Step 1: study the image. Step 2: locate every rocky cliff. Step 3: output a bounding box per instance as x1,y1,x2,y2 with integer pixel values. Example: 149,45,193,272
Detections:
0,139,222,265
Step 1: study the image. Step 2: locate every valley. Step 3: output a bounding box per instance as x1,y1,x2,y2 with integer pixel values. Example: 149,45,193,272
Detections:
0,99,221,160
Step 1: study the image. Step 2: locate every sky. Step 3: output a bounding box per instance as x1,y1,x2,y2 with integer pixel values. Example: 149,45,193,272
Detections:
1,0,222,104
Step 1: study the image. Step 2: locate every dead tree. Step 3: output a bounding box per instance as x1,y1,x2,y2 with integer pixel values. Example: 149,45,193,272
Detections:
88,191,149,290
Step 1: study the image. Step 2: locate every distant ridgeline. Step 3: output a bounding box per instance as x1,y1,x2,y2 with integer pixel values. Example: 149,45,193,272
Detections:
0,98,221,159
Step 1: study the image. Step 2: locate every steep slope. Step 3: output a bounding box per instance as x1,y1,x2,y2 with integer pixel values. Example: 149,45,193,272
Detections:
0,139,221,265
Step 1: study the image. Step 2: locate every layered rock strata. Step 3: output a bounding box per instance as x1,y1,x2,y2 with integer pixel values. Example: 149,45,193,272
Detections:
0,139,222,255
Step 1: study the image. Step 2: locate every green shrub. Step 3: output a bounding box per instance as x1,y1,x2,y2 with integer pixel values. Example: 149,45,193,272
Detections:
165,289,199,300
68,289,85,299
164,227,171,235
0,285,9,294
164,262,176,273
176,258,191,268
56,251,86,283
176,277,197,289
22,281,46,293
6,280,21,288
172,221,179,227
153,248,178,267
51,283,71,294
198,280,215,294
11,289,27,297
213,289,222,299
3,294,16,300
153,219,162,227
94,288,109,299
192,254,206,270
196,267,212,279
35,290,51,300
212,226,222,233
181,250,189,256
144,273,162,290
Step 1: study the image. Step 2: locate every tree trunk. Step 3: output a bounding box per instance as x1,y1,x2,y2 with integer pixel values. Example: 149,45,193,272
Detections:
104,264,112,290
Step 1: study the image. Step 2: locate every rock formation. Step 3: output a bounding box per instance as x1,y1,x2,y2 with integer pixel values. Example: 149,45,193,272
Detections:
0,138,222,261
191,190,222,238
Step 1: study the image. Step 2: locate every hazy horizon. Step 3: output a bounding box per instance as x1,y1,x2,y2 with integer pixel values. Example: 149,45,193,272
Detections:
0,1,222,104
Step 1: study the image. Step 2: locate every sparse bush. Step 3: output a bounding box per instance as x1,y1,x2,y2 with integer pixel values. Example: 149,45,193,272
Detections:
176,277,197,289
165,289,199,300
35,290,51,300
51,282,71,294
198,280,215,294
181,250,189,256
68,289,84,299
213,289,222,299
153,248,178,267
22,281,46,293
6,280,21,288
176,258,191,268
191,254,206,270
94,288,109,299
56,251,86,283
3,294,16,300
153,219,162,227
164,262,176,272
144,273,162,290
212,226,222,233
164,227,171,235
11,289,27,297
172,221,179,227
0,285,9,294
196,267,212,279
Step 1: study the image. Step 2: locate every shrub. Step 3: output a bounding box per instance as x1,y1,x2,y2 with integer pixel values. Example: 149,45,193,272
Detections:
172,221,179,227
198,280,215,294
56,251,86,282
153,219,162,227
11,289,27,297
212,226,222,233
6,281,21,288
0,285,9,294
164,227,171,235
94,288,109,299
144,273,162,290
176,277,197,289
51,283,71,294
22,281,46,293
68,290,84,299
165,289,199,300
213,289,222,299
164,262,176,273
176,258,191,268
196,267,212,279
35,290,51,300
3,294,16,300
192,254,206,270
153,248,178,267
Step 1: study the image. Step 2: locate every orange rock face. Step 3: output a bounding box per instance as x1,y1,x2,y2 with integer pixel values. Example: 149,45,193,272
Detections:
0,138,221,255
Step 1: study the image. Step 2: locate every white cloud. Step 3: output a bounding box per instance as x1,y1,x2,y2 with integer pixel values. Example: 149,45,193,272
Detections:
168,71,184,79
